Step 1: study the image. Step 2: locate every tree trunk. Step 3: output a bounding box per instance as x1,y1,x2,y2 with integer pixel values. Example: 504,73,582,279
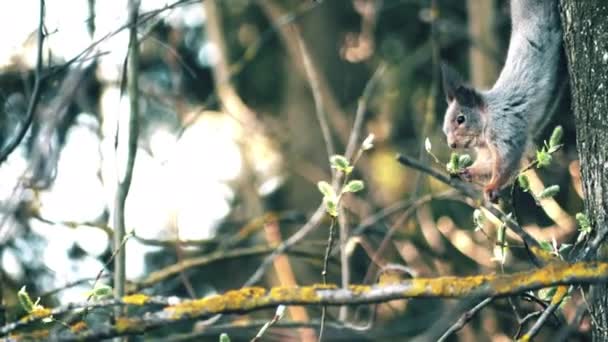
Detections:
466,0,499,88
560,0,608,340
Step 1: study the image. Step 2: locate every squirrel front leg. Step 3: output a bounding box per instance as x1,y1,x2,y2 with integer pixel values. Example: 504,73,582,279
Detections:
484,142,522,203
459,147,493,182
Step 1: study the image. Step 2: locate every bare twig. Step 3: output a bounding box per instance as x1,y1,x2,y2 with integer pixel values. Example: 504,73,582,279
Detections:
319,218,337,341
113,0,140,316
251,305,286,341
244,205,327,286
338,64,386,322
519,300,561,340
0,0,45,164
437,297,493,342
293,24,335,160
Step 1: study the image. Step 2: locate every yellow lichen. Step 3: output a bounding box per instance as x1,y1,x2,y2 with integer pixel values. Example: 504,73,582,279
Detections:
122,293,149,306
115,317,137,333
20,307,52,322
348,285,371,295
70,321,88,333
222,287,266,310
10,329,50,341
311,284,338,290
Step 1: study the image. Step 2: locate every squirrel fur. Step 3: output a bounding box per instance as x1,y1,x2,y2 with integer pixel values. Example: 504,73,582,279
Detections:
441,0,562,202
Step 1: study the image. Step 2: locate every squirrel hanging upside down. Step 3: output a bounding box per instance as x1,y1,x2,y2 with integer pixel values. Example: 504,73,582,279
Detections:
441,0,562,203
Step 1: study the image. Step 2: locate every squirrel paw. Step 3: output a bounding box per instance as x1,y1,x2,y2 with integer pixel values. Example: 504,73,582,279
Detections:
458,168,473,182
484,185,500,203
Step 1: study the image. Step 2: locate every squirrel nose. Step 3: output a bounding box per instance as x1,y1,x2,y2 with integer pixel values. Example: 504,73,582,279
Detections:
450,142,457,148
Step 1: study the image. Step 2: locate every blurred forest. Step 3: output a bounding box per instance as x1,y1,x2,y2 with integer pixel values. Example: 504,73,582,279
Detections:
0,0,585,341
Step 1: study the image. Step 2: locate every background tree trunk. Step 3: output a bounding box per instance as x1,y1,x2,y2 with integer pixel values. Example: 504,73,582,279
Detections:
466,0,499,87
560,0,608,340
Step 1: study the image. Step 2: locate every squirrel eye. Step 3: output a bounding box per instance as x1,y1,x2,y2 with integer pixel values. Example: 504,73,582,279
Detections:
456,115,465,125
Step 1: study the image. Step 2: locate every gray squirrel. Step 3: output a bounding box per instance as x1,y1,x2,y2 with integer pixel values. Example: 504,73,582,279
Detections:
441,0,562,202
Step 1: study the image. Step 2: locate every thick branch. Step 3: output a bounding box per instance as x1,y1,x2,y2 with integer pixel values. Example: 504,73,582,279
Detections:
5,262,608,340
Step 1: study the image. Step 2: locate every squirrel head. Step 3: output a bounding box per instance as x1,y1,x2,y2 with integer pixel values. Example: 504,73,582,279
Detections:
441,63,487,149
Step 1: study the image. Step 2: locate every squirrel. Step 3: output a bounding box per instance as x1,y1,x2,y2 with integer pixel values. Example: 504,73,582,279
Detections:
441,0,562,203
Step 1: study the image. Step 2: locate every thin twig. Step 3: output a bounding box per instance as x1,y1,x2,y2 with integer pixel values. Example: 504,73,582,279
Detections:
113,0,140,317
338,64,386,321
293,24,335,161
437,297,493,342
244,205,327,286
519,300,561,340
0,0,45,165
319,218,336,341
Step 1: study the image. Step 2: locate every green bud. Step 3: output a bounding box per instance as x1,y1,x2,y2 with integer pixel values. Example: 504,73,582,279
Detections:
324,197,339,217
362,134,375,151
517,174,530,192
447,152,460,174
219,333,231,342
536,149,552,168
538,185,560,199
330,155,351,173
549,125,564,148
458,154,473,169
317,181,336,199
343,180,364,193
18,286,35,313
576,212,592,233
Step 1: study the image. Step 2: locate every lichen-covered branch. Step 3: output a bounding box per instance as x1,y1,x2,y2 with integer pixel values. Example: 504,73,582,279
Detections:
4,262,608,340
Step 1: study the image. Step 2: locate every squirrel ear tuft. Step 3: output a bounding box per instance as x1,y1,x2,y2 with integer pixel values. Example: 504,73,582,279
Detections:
441,63,484,107
454,86,484,108
441,63,463,103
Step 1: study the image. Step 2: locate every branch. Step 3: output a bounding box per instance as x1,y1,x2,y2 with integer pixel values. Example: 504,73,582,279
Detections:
437,297,493,342
0,0,45,164
5,262,608,340
129,245,326,292
395,154,554,265
113,0,140,314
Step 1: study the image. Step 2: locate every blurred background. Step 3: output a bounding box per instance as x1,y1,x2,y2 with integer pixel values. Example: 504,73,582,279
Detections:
0,0,582,340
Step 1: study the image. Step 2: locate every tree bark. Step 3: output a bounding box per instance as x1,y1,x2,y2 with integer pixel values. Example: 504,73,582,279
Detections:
560,0,608,340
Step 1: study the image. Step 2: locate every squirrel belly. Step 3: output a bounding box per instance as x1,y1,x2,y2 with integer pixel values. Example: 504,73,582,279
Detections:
441,0,562,203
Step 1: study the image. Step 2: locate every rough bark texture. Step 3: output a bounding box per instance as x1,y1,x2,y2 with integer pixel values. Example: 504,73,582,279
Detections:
560,0,608,340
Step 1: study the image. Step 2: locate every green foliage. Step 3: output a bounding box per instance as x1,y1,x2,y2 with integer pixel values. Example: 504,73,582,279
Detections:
343,180,364,193
549,125,564,150
318,137,373,217
18,286,36,313
458,154,473,169
536,149,553,168
517,174,530,192
323,196,339,217
86,284,114,300
536,125,563,168
576,212,592,242
317,181,335,199
445,152,473,175
446,152,460,174
538,185,560,199
330,155,353,175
